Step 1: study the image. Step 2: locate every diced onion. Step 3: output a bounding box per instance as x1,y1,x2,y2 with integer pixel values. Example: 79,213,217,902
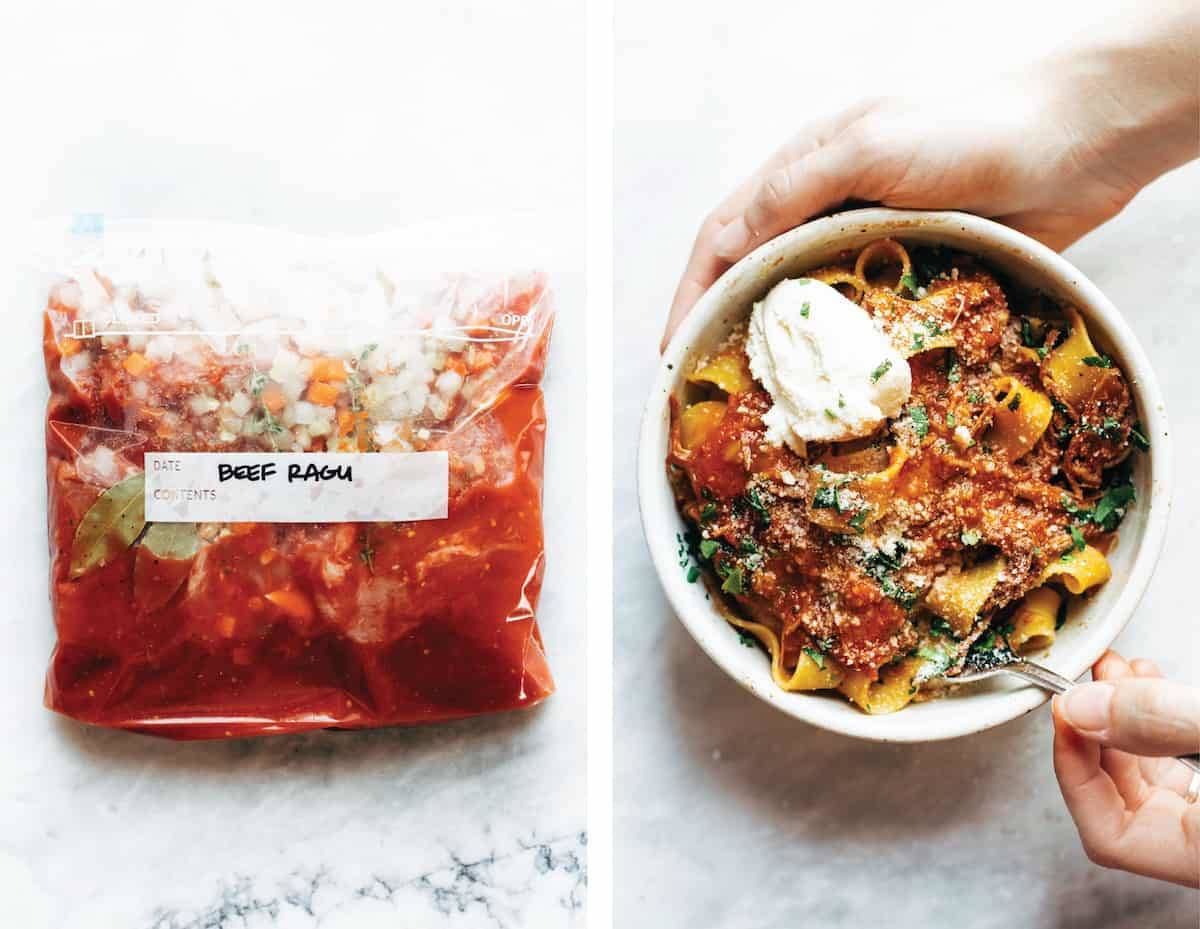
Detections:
189,395,220,416
436,370,463,398
228,392,252,416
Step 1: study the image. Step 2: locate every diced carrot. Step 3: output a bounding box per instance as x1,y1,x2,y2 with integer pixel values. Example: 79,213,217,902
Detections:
123,352,152,376
59,338,82,358
310,357,347,382
261,383,286,414
337,409,355,436
446,355,469,376
307,381,340,406
265,588,315,622
216,614,237,638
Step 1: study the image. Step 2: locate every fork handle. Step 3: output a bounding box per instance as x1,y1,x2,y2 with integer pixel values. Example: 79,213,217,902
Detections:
1008,659,1075,695
1009,661,1200,775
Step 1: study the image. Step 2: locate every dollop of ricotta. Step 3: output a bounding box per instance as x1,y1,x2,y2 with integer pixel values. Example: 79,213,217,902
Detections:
745,278,911,451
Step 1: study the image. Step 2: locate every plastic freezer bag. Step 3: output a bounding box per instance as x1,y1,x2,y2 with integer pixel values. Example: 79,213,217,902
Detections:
40,247,555,739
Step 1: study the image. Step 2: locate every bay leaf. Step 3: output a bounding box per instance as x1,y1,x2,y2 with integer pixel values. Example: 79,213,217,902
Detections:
139,522,200,561
134,523,199,613
69,472,146,579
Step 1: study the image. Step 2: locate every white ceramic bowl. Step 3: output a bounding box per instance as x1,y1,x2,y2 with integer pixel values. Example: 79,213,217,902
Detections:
638,208,1172,742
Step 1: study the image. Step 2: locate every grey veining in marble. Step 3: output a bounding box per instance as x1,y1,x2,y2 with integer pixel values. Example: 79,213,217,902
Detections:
614,74,1200,929
142,831,586,929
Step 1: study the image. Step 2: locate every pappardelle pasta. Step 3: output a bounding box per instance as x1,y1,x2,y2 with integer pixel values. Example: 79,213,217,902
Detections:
668,239,1144,714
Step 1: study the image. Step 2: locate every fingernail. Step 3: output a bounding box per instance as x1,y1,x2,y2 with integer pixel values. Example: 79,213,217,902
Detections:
714,218,750,260
1061,682,1115,734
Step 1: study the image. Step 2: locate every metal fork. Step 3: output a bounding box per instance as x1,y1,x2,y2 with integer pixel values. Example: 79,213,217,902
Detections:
953,643,1200,774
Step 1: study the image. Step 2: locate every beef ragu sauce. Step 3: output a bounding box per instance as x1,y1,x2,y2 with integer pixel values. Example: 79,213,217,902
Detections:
42,271,554,738
669,245,1140,708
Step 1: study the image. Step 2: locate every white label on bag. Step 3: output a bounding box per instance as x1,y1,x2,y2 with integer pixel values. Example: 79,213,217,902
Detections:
144,452,449,523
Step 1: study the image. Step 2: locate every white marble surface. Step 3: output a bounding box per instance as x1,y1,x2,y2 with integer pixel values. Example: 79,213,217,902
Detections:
614,1,1199,925
0,3,585,927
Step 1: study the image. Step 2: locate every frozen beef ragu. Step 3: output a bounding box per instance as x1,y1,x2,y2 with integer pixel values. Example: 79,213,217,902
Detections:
41,258,555,739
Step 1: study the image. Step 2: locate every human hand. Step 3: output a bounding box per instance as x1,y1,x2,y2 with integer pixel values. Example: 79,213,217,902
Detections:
662,6,1200,349
1052,650,1200,887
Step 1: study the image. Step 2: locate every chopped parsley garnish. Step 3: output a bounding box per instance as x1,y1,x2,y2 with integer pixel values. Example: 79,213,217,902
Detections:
910,331,926,352
361,343,379,361
967,389,986,405
720,565,745,595
699,539,720,559
1035,345,1049,360
870,359,893,383
924,319,945,336
248,371,268,396
1061,494,1092,521
946,411,957,427
1092,483,1135,532
1069,525,1087,552
1130,421,1150,452
861,540,917,610
736,628,756,647
848,509,869,533
929,617,956,639
700,502,718,522
961,528,981,546
899,272,920,296
946,354,961,383
745,487,772,525
838,394,846,409
974,630,997,652
908,403,930,439
1055,598,1069,630
1082,354,1113,368
812,486,841,510
824,408,838,420
879,576,918,610
866,539,907,574
803,647,827,670
800,302,811,318
686,565,700,583
1019,317,1039,348
739,538,759,555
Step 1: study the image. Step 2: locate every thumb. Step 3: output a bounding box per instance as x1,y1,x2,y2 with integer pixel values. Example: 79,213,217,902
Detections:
712,137,869,263
1055,679,1200,757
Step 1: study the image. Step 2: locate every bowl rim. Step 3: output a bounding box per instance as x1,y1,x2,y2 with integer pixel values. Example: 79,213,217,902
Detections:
637,207,1173,743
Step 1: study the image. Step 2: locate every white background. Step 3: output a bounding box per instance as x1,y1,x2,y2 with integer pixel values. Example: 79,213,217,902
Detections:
0,3,587,928
616,0,1199,926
